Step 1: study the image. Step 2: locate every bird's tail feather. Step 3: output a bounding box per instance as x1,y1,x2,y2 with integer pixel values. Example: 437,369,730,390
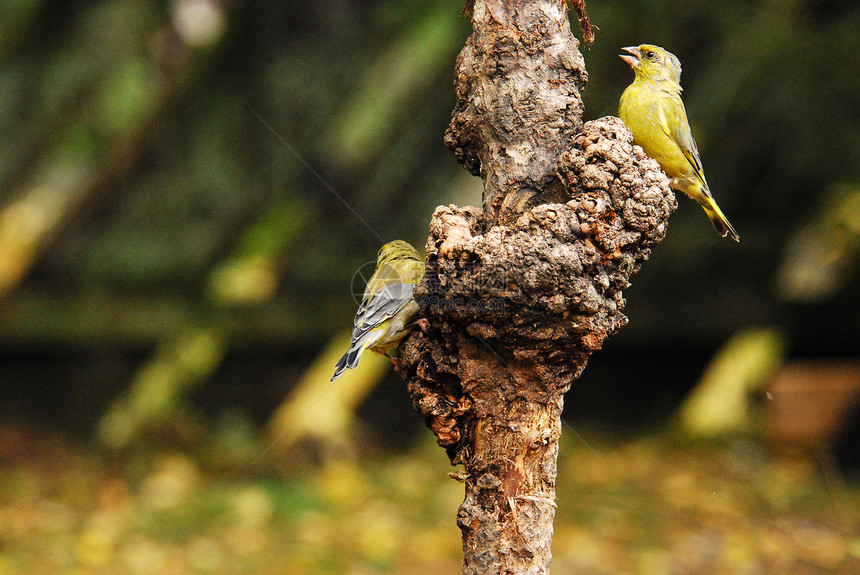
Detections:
673,178,740,242
330,338,371,382
702,202,740,242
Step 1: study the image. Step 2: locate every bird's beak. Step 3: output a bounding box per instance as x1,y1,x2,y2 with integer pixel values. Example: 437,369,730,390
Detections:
619,46,640,68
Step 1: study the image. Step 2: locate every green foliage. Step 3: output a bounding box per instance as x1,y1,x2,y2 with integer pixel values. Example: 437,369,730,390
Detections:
0,0,857,458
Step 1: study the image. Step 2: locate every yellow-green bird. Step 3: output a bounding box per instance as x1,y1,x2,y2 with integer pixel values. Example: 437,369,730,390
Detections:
619,44,739,241
330,240,426,382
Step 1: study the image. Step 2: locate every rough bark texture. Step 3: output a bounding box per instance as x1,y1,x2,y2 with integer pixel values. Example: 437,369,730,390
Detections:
398,2,676,574
444,0,587,224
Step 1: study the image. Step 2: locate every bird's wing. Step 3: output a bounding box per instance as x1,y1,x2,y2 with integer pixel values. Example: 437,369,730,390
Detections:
351,281,414,342
660,94,709,187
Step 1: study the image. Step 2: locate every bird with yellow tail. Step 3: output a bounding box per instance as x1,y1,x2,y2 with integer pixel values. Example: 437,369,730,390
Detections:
619,44,739,241
330,240,426,382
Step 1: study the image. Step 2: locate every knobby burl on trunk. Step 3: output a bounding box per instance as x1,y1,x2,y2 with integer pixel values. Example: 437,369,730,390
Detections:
397,1,676,573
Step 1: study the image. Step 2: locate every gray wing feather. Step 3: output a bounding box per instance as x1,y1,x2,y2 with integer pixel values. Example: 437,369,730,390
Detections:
351,282,414,342
330,282,414,382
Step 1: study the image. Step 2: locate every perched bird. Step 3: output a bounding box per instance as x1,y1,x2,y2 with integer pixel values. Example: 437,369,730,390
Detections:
330,240,426,382
619,44,739,241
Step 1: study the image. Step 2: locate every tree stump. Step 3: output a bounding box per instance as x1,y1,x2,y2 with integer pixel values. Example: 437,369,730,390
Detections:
398,2,676,573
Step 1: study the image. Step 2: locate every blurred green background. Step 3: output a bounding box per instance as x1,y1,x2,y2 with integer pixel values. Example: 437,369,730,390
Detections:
1,0,859,573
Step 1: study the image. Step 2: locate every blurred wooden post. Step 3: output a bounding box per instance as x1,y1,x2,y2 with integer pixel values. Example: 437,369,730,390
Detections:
398,1,676,573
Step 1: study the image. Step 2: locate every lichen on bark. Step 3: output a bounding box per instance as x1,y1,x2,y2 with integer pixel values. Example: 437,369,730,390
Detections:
397,1,676,573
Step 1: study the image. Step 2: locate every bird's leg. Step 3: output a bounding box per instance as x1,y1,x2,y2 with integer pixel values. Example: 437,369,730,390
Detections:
385,351,405,375
414,318,430,332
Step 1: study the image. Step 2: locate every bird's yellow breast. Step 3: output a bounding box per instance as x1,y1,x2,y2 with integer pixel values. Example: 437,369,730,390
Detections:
619,80,694,181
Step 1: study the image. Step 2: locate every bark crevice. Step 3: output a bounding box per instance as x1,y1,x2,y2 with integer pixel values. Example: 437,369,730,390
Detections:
400,2,676,573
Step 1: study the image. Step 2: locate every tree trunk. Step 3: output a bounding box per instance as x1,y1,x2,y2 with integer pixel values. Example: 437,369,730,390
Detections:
398,1,677,573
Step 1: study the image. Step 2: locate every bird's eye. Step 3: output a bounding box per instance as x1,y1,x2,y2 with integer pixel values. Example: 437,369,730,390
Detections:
645,50,656,59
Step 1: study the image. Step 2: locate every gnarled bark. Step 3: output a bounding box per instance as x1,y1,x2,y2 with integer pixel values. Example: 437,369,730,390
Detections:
399,2,676,573
444,0,586,224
